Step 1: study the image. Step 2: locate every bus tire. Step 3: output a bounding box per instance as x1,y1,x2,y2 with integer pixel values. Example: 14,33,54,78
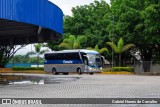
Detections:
52,68,58,75
77,68,82,75
63,73,69,75
90,73,94,75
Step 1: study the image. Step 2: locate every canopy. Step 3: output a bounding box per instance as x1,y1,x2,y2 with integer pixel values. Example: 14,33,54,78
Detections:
0,0,63,45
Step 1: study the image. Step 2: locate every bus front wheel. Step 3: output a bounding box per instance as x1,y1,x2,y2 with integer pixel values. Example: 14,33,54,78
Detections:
63,73,69,75
52,68,59,75
90,73,94,75
77,68,82,75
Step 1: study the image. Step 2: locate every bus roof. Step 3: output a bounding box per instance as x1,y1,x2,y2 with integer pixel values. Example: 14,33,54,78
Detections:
45,49,99,54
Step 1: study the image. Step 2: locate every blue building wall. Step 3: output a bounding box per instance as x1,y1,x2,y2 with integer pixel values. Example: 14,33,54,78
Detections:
6,63,44,68
0,0,63,34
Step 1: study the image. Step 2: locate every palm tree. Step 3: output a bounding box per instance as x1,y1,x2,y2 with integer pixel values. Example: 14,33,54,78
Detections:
87,45,108,54
107,37,135,66
26,44,48,67
59,35,87,49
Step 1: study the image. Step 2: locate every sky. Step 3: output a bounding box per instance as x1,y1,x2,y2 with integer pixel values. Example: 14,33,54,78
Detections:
16,0,110,55
49,0,110,15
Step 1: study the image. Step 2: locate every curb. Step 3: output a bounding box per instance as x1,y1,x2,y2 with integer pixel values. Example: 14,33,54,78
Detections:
135,72,160,76
100,72,134,75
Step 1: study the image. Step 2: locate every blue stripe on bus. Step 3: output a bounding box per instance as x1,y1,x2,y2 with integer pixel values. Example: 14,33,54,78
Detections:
44,60,83,64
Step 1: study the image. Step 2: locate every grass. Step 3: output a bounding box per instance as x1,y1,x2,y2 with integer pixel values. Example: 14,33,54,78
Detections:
101,68,134,75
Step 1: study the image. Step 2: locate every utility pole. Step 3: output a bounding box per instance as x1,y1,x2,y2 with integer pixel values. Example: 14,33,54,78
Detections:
112,15,114,68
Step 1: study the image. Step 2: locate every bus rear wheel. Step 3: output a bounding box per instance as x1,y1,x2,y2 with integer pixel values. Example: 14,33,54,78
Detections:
52,68,59,75
77,68,82,75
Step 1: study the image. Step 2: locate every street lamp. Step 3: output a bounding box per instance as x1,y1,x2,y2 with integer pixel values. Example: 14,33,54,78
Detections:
111,15,114,68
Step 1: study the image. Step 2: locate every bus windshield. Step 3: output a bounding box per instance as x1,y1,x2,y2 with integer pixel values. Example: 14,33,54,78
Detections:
87,54,102,67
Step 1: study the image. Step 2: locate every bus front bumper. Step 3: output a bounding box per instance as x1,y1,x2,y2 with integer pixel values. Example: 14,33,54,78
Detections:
88,67,102,73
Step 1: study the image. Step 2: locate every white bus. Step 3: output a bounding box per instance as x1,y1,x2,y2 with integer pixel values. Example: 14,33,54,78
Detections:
44,49,103,75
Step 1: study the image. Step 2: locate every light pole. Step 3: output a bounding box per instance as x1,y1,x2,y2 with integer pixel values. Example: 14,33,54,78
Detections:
111,15,114,68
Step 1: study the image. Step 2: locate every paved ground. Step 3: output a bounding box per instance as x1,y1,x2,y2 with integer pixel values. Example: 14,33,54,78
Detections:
0,74,160,107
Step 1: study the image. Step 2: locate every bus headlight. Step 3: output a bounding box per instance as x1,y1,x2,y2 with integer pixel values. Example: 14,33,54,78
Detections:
89,67,93,70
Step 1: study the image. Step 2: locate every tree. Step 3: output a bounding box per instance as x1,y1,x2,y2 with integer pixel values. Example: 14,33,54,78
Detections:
9,55,44,64
109,0,160,62
27,44,48,67
46,33,71,51
9,55,29,63
29,57,44,64
59,35,87,49
0,45,25,68
107,37,135,66
108,0,160,72
87,45,108,54
52,0,159,71
64,0,111,48
136,0,160,61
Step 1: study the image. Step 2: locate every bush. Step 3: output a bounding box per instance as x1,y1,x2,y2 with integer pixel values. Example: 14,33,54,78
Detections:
112,67,134,72
12,67,44,71
102,67,134,72
102,68,112,72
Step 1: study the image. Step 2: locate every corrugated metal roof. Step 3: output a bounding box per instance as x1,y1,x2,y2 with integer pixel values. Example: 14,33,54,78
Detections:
0,0,63,35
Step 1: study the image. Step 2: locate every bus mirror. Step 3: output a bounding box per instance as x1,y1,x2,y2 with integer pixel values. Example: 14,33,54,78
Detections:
101,56,105,67
84,59,88,65
83,56,88,65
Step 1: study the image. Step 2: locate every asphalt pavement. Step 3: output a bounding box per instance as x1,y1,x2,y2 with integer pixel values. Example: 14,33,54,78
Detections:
0,73,160,107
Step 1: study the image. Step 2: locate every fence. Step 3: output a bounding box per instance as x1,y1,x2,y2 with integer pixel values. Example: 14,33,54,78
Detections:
6,63,44,68
134,61,160,73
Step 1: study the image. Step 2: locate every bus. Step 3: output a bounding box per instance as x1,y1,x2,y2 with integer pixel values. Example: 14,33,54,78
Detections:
44,49,103,75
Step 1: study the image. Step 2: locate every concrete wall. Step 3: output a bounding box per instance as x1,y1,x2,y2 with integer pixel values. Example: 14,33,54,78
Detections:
134,62,160,73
